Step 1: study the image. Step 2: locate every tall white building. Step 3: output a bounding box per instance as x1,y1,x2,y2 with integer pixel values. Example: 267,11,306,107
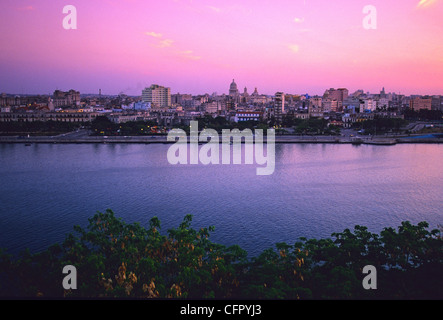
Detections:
274,92,285,124
142,84,171,108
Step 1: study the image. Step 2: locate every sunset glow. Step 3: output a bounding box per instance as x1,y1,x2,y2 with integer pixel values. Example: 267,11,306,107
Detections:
0,0,442,95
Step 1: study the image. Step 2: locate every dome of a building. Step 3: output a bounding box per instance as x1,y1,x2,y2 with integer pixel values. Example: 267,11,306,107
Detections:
230,79,237,90
229,79,239,96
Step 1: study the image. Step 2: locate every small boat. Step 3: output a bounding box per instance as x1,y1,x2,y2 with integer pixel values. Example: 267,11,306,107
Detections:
364,139,397,146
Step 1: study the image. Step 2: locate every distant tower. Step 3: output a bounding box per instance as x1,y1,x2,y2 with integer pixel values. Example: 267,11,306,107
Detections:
242,87,249,103
274,92,285,125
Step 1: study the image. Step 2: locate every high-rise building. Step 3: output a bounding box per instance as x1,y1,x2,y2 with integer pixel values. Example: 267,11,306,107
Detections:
142,84,171,108
274,92,285,124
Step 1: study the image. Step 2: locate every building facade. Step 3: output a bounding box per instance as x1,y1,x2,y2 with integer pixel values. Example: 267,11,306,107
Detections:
410,97,432,111
142,85,171,108
229,79,239,97
53,90,81,108
274,92,285,124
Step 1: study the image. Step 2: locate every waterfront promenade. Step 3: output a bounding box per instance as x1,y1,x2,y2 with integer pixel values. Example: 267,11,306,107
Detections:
0,130,442,145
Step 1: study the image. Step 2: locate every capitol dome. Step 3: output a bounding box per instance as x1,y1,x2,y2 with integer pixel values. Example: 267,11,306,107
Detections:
229,79,239,96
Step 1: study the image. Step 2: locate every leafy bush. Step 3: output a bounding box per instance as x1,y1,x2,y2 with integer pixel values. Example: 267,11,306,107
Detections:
0,211,441,299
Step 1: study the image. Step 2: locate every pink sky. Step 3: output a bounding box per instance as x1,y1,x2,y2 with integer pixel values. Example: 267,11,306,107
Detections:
0,0,442,96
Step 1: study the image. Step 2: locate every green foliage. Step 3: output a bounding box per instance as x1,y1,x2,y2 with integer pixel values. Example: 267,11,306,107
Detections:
0,211,441,299
195,115,270,134
0,121,81,135
90,117,159,136
403,109,443,121
290,118,336,135
356,118,408,134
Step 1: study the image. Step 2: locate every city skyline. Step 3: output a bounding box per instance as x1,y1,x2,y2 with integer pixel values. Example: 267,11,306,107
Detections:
1,0,442,96
0,82,440,98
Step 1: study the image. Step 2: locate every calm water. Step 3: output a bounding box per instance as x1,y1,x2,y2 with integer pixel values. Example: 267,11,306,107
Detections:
0,143,442,257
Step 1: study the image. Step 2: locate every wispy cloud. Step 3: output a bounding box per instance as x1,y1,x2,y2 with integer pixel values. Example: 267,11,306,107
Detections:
206,5,221,13
156,39,174,48
293,17,305,23
179,50,201,61
144,31,200,60
417,0,438,8
145,31,163,38
144,32,173,47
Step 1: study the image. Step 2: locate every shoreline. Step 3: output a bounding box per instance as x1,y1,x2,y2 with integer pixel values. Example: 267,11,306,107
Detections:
1,135,442,145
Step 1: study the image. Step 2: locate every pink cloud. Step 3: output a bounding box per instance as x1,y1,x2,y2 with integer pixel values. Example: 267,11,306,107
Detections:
0,0,442,95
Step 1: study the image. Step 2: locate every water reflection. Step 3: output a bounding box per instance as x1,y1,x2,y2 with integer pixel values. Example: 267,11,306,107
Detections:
0,143,442,256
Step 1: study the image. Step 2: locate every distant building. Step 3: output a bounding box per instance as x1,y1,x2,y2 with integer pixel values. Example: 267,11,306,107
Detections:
363,98,376,112
171,93,192,105
242,87,250,103
309,97,323,111
324,88,349,102
142,84,171,108
52,90,80,108
351,89,365,98
377,97,390,109
431,96,442,111
229,79,239,97
204,101,221,114
134,101,151,111
0,94,20,107
0,111,99,123
343,97,362,113
322,99,339,113
234,111,263,122
342,113,375,128
274,92,285,124
410,97,432,111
